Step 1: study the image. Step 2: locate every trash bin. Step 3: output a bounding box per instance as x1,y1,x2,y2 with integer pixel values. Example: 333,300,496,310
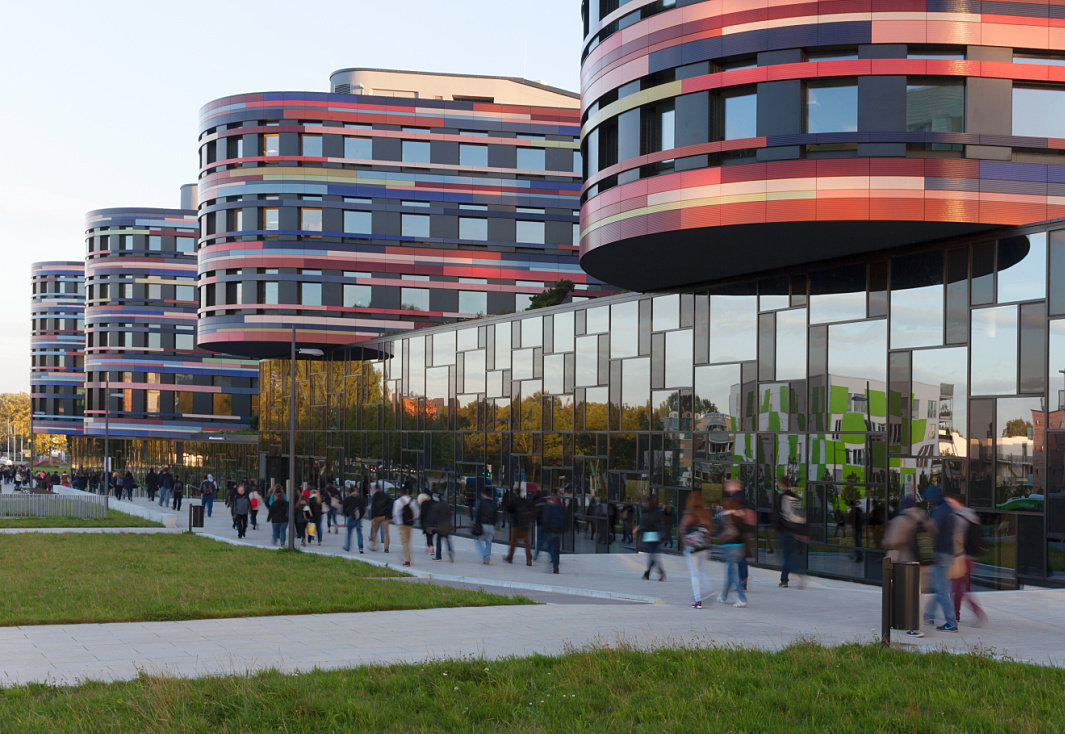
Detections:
882,558,920,644
189,504,205,529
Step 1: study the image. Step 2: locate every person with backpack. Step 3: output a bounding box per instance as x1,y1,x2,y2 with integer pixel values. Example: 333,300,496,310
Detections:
774,478,807,589
638,496,667,582
544,493,567,574
922,485,958,632
431,494,455,562
199,474,217,518
369,481,392,553
157,467,173,508
392,483,419,567
342,483,365,554
473,486,498,564
679,490,713,608
884,494,937,637
947,492,988,627
267,485,289,546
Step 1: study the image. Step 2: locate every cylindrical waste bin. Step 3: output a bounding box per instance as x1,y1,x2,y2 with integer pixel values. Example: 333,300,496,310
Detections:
189,504,205,528
891,561,920,631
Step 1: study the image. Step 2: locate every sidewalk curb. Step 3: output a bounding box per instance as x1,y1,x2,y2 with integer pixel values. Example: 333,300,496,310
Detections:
195,531,660,604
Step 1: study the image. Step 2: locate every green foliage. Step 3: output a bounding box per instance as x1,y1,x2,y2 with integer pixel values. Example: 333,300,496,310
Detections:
0,534,527,626
1,642,1062,732
0,509,161,529
1002,418,1033,438
527,280,574,310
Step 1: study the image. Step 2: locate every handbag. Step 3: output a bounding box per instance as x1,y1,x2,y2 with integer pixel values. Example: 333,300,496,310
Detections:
307,522,317,538
683,524,712,552
470,522,483,537
331,496,341,510
948,554,967,579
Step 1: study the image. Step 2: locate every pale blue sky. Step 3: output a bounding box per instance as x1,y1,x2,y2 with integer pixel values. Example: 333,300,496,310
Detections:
0,0,583,393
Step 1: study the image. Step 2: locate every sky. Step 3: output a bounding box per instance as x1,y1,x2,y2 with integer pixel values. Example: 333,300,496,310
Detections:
0,0,584,394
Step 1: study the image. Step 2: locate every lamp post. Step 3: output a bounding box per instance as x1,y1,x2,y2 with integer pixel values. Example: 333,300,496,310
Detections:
103,379,124,510
287,325,324,550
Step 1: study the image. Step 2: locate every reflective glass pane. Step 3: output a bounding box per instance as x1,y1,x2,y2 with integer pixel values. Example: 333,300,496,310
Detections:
891,251,943,349
709,292,757,362
408,337,425,396
995,397,1044,508
544,354,565,395
809,264,865,324
807,81,858,133
611,301,639,358
652,294,680,331
522,316,543,348
433,331,456,366
776,308,807,381
464,349,486,393
495,324,511,369
621,357,650,430
723,89,756,140
998,233,1046,303
665,329,693,387
911,347,968,457
512,348,534,380
457,328,478,352
576,335,599,387
972,306,1018,395
1013,86,1065,138
554,311,575,353
906,81,964,134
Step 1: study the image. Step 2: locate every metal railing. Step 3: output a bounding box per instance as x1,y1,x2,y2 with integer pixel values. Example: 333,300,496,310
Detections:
0,493,108,519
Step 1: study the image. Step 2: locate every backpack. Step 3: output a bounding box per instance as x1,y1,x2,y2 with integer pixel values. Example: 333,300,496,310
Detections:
962,516,987,557
547,503,566,532
401,498,415,526
912,519,935,566
683,524,712,552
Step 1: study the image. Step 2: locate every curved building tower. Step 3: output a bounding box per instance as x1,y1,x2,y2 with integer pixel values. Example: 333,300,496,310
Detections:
196,69,612,359
30,261,85,437
579,0,1065,290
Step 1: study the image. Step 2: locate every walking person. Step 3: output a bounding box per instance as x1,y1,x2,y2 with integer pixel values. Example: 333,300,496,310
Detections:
544,493,567,574
532,492,549,561
678,490,713,608
145,467,158,503
308,489,324,546
473,486,497,564
432,494,454,562
883,494,936,637
122,471,135,502
267,485,288,545
717,497,748,607
324,483,341,535
504,489,535,566
774,477,807,589
392,483,419,567
723,479,753,591
946,492,988,628
342,483,365,554
295,494,310,546
171,477,184,511
419,492,436,556
249,484,263,530
199,474,217,518
157,467,173,508
923,485,958,632
369,481,392,553
638,496,666,581
232,485,251,538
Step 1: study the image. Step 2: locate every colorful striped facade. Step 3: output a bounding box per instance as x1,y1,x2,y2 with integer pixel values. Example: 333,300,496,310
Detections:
83,208,259,440
30,261,85,435
579,0,1065,290
195,71,614,359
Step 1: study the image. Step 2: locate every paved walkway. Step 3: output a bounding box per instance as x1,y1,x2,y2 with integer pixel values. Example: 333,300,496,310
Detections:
0,495,1061,686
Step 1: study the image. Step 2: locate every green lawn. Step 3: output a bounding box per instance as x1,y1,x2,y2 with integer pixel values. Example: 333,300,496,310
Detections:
0,534,527,626
1,643,1061,732
0,509,161,529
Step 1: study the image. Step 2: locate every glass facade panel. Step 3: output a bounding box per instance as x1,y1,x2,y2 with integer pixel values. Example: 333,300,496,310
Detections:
810,265,865,324
402,214,430,238
401,140,431,163
891,251,944,349
458,290,487,315
344,210,371,234
906,80,964,134
516,220,545,244
459,217,488,241
776,309,807,382
401,287,429,311
665,330,693,387
344,284,371,308
459,144,488,167
344,136,372,159
723,88,756,140
1013,86,1065,138
972,306,1018,395
999,233,1046,303
554,311,575,353
611,301,638,358
806,81,858,133
709,291,756,362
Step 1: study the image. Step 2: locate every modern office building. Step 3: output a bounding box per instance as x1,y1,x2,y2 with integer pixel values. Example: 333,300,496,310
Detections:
70,188,261,481
30,261,85,437
194,68,613,359
253,4,1065,589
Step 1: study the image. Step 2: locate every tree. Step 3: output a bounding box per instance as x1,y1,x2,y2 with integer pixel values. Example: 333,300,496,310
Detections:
527,280,575,310
1002,418,1032,438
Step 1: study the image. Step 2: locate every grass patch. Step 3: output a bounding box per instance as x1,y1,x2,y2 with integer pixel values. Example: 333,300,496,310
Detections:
0,534,527,626
0,509,161,529
1,642,1061,732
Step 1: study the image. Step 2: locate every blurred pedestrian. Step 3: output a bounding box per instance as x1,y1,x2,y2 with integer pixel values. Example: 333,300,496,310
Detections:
369,481,392,553
544,493,566,574
267,485,288,546
774,478,806,589
717,497,748,607
432,494,454,562
172,477,183,511
232,484,250,539
947,492,988,628
883,494,935,638
309,489,324,546
679,490,713,608
393,482,419,567
639,496,666,581
923,485,958,632
249,484,263,530
419,492,435,556
504,489,534,566
157,467,173,507
724,479,753,592
145,467,158,503
342,483,365,553
324,483,340,535
473,486,497,564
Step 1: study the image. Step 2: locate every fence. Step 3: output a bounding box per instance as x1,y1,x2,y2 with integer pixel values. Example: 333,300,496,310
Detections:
0,493,108,520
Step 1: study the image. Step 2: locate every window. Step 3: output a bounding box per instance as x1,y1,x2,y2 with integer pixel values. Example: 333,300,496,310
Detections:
213,394,232,417
344,136,372,159
148,235,162,251
402,213,430,238
262,208,279,231
516,220,545,244
722,88,757,140
516,147,546,170
460,144,488,167
401,140,430,163
175,333,195,351
262,134,280,156
1013,86,1065,138
146,390,160,414
227,209,243,233
344,210,371,234
176,285,196,301
459,217,488,241
301,134,322,157
401,287,429,311
259,282,279,304
344,284,371,308
459,290,487,315
300,208,323,232
299,282,322,306
148,333,161,349
177,391,194,415
647,102,675,153
147,283,161,300
225,281,242,305
176,237,195,253
906,80,964,135
807,81,857,133
516,293,533,311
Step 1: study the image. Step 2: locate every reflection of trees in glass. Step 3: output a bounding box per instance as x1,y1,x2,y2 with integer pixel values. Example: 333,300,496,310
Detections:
1002,418,1033,438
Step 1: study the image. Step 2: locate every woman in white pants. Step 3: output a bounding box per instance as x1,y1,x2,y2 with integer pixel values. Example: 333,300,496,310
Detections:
678,490,714,609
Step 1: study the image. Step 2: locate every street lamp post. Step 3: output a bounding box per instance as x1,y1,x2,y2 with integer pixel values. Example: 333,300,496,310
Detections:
103,379,124,511
287,325,323,550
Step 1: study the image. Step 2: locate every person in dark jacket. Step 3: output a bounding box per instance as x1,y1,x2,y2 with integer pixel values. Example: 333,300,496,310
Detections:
232,485,251,538
158,468,173,508
431,495,454,562
145,468,158,503
724,479,753,591
773,478,806,589
474,487,497,564
638,496,666,581
308,489,324,545
369,482,392,552
172,478,184,511
122,471,135,501
504,491,535,566
342,484,365,553
267,485,289,545
419,492,436,557
923,485,958,632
